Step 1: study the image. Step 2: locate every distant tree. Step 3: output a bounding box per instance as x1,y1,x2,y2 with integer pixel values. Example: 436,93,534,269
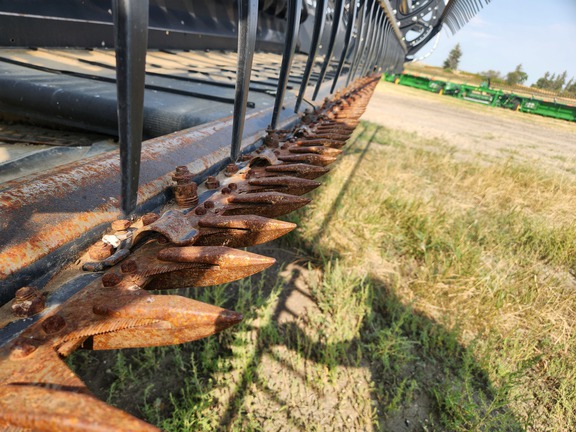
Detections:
561,77,576,97
480,70,502,80
552,71,568,91
443,44,462,71
505,64,528,85
533,71,553,90
533,70,569,92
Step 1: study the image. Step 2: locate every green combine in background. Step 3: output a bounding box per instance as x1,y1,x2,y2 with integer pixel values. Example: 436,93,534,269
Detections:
385,72,576,122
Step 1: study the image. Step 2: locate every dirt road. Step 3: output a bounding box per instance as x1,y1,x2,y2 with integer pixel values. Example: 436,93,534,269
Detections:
363,82,576,176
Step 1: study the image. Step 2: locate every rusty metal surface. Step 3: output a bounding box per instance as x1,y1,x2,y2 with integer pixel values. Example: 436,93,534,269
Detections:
0,74,377,329
0,385,161,432
245,176,322,195
0,91,300,305
0,75,380,431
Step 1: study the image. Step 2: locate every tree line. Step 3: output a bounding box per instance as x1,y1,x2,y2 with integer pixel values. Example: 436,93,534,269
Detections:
442,44,576,97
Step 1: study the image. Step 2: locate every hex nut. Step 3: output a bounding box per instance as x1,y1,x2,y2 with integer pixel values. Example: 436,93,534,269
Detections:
42,315,66,334
205,176,220,190
12,287,45,317
112,219,131,231
120,260,138,274
88,241,115,261
224,163,239,177
102,272,122,287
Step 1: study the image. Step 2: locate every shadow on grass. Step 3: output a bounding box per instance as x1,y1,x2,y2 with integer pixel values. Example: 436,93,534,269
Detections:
68,125,526,431
211,253,524,431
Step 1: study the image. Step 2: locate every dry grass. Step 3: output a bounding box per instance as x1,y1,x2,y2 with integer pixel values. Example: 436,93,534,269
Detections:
296,122,576,430
68,118,576,431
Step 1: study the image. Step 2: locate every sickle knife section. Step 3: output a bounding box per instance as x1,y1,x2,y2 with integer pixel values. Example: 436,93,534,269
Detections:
0,76,379,431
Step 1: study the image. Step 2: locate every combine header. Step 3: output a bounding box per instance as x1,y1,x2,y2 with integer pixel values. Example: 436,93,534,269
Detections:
0,0,491,429
385,72,576,121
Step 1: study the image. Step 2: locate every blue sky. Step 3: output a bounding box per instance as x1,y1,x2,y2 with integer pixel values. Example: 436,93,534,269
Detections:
416,0,576,85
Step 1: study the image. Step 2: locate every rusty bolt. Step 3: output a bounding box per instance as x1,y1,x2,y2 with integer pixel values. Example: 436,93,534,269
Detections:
204,200,215,209
224,163,239,177
264,131,280,148
93,304,115,316
112,219,131,231
15,287,40,301
205,176,220,189
172,165,193,183
195,206,207,215
120,260,138,274
42,315,66,334
221,187,231,195
141,213,160,226
172,166,198,208
228,183,238,191
102,272,122,288
301,111,315,125
12,287,45,317
88,241,115,261
11,342,37,359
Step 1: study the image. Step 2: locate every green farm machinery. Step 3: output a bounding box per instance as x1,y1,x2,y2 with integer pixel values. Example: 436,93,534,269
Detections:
386,73,576,122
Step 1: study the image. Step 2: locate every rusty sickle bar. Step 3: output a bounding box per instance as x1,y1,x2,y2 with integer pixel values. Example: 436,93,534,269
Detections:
0,76,379,431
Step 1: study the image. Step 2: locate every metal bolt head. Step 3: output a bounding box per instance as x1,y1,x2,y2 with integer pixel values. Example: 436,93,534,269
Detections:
102,272,122,287
93,304,112,316
88,241,115,261
204,201,215,209
42,315,66,334
205,176,220,189
15,286,37,301
301,112,315,124
221,187,231,195
224,163,239,177
120,260,138,274
228,183,238,191
172,166,198,207
172,166,194,184
195,206,207,215
174,182,198,207
264,131,279,148
112,219,131,231
12,287,45,317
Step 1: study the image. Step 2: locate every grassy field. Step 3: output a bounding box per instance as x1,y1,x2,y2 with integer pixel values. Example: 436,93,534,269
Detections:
69,117,576,430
